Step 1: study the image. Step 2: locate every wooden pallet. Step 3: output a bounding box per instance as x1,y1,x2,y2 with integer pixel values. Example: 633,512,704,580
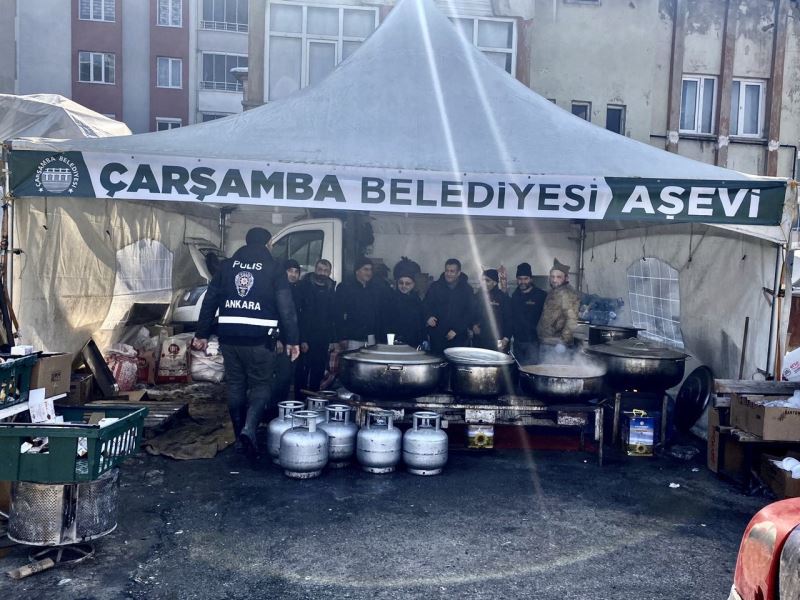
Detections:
84,400,188,435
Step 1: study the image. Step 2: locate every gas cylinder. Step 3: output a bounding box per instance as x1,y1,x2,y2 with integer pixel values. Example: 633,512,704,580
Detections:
403,411,448,476
356,410,402,474
318,404,359,468
279,410,329,479
306,396,330,426
267,400,304,465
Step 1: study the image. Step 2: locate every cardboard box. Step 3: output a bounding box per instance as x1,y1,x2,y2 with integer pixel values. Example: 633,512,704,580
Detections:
707,407,746,477
30,352,74,398
730,395,800,442
66,372,94,405
760,453,800,499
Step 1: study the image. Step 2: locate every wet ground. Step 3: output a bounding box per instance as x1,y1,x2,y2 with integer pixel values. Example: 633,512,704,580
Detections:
0,430,766,600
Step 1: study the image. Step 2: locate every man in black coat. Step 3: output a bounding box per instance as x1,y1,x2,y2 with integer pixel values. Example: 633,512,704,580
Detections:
273,259,303,405
424,258,474,355
334,257,384,350
473,269,512,351
193,227,299,458
510,262,548,365
382,263,426,348
297,258,336,391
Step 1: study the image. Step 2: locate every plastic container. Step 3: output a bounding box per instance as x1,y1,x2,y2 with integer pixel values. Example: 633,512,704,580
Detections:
0,354,37,409
0,405,147,483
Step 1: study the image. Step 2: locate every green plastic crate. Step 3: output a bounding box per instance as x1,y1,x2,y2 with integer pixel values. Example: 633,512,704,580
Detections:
0,405,148,483
0,354,37,409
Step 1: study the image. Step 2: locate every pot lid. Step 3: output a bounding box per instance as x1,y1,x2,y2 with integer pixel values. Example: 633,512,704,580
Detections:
444,347,515,366
587,338,687,360
521,363,606,378
341,344,444,365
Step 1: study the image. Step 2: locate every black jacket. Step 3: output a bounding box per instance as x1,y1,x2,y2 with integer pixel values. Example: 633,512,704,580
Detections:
423,272,474,353
197,243,299,346
297,273,336,345
334,277,385,342
382,289,426,348
511,285,548,343
473,287,512,349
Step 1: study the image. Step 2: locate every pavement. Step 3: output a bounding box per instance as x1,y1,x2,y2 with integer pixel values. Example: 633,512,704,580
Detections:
0,430,767,600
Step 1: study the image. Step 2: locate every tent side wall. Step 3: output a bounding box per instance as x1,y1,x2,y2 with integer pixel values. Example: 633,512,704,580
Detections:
12,197,220,352
584,224,781,379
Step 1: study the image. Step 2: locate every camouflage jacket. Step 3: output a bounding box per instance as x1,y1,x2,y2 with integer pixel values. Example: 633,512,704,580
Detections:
536,284,580,345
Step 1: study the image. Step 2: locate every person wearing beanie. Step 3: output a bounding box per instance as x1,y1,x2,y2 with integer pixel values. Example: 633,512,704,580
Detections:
510,262,547,365
423,258,475,354
272,258,305,406
381,262,426,348
334,257,386,350
193,226,299,460
472,269,512,351
537,258,581,362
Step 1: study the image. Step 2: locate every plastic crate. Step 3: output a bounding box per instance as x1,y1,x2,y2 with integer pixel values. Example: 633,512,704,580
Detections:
0,405,148,483
0,354,37,409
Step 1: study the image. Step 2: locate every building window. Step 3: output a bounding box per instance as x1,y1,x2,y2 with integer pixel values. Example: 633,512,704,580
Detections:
606,104,625,135
202,0,249,33
156,118,182,131
157,57,183,89
627,258,684,349
451,17,516,75
680,75,715,134
201,112,230,122
267,2,378,101
158,0,182,27
78,51,115,84
730,79,765,138
201,53,248,91
571,101,591,121
79,0,115,21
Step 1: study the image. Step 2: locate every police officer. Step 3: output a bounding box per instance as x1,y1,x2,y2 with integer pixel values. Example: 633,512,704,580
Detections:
193,227,299,458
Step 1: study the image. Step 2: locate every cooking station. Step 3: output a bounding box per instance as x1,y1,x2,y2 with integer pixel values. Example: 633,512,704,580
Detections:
347,393,606,465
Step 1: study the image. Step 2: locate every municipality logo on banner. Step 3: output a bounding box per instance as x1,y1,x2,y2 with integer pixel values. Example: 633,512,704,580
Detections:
34,155,80,195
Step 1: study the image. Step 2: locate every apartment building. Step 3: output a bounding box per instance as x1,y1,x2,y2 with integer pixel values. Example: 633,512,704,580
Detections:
246,0,800,179
3,0,250,133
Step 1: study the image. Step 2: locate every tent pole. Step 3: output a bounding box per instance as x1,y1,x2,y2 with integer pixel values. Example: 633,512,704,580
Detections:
576,221,586,293
765,243,782,377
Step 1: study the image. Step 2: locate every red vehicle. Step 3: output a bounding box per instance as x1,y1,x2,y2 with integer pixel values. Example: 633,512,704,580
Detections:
728,498,800,600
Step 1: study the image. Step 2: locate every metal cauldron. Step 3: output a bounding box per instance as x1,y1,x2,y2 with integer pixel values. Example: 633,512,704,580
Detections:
586,338,687,391
587,325,642,345
339,344,447,398
444,347,516,397
519,362,606,403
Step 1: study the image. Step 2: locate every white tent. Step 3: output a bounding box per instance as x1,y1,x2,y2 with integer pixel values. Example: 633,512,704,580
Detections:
2,0,795,378
0,94,131,142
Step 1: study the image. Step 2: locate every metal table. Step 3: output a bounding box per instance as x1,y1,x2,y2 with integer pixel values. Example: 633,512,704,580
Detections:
347,394,605,465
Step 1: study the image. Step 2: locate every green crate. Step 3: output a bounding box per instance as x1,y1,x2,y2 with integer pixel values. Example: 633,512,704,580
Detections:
0,354,37,409
0,405,148,483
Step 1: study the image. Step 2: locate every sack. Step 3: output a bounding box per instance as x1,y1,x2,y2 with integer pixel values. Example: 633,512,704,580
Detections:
105,344,138,392
190,350,225,383
137,350,157,385
156,334,194,384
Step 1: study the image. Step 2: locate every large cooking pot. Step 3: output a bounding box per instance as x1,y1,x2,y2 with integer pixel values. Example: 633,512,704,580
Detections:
339,344,448,398
586,338,687,391
519,362,606,403
444,347,516,397
587,325,642,345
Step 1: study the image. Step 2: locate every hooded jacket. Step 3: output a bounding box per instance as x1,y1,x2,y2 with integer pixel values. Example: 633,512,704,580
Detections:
511,285,548,343
334,276,385,342
473,286,512,350
423,272,474,352
196,243,299,346
297,272,337,345
382,288,426,348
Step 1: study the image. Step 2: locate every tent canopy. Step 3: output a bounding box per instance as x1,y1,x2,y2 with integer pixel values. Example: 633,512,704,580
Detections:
0,94,131,142
5,0,788,228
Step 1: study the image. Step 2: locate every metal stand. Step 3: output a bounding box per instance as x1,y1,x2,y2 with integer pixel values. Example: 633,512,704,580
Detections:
29,543,95,566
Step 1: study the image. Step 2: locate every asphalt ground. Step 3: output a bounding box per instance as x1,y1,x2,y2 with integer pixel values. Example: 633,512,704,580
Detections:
0,435,766,600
